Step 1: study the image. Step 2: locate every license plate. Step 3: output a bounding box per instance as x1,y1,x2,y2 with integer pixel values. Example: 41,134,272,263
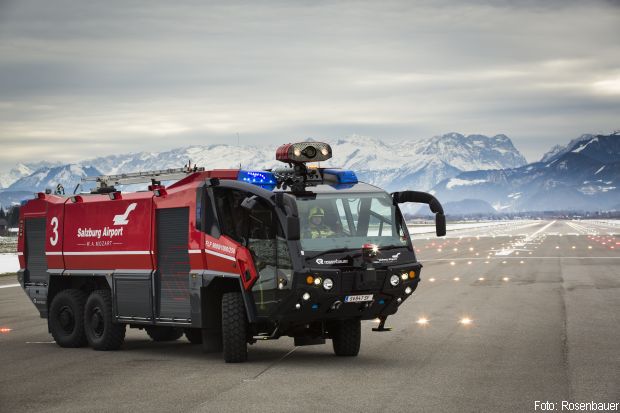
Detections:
344,294,374,303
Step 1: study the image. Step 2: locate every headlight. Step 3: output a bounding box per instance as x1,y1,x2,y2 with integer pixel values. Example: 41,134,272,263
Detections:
314,277,322,286
405,286,412,294
302,292,311,301
400,273,408,281
323,278,333,290
390,275,400,287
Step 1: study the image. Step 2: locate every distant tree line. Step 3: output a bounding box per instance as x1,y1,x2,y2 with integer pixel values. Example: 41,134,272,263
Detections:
0,206,20,228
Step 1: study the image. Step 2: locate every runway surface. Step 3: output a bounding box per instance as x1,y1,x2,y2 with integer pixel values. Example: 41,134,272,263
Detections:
0,220,618,412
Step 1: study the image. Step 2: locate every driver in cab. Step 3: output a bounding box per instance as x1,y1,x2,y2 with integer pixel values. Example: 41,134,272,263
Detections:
303,207,336,239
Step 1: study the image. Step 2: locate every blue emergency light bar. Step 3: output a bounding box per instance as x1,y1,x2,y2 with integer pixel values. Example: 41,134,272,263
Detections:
322,169,358,184
237,170,277,188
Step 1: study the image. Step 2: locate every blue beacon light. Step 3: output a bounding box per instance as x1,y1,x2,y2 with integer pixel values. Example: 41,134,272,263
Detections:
237,170,277,188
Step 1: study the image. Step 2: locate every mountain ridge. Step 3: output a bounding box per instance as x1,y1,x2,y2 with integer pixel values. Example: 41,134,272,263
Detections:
1,133,526,195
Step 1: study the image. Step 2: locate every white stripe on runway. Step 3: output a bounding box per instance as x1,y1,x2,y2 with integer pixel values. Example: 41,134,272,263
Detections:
0,283,20,289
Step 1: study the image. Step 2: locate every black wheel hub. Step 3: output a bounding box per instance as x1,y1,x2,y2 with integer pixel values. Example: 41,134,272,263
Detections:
90,308,105,337
58,305,75,334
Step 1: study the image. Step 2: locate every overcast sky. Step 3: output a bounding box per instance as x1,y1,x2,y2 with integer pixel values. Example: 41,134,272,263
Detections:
0,0,619,168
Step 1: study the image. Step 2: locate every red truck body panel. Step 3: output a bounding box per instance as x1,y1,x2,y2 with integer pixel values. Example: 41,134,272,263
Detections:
17,169,253,283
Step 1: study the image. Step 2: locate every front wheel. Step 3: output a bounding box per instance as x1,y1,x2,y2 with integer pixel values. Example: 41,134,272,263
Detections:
222,292,248,363
331,319,361,357
84,290,126,350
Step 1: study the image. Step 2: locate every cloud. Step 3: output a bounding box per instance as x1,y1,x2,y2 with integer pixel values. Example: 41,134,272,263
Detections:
0,0,618,166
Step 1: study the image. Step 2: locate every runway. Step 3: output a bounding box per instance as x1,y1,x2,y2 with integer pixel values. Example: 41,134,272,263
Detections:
0,220,618,412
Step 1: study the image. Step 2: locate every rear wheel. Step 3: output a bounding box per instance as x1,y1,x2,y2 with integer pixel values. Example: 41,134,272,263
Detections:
145,326,183,342
331,319,361,357
184,328,203,344
49,289,88,348
84,290,126,350
222,292,248,363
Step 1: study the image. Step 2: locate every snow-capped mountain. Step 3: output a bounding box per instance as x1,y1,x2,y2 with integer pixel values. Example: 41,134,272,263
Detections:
0,161,61,189
0,133,527,195
432,133,620,213
8,164,101,193
540,134,595,163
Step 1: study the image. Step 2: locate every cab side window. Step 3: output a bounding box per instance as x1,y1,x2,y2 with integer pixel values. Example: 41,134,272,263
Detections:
213,188,248,242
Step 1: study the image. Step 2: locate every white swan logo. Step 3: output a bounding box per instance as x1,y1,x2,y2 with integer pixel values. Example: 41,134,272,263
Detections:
113,203,137,226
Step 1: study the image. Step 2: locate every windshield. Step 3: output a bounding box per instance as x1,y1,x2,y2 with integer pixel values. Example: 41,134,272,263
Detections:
296,192,410,252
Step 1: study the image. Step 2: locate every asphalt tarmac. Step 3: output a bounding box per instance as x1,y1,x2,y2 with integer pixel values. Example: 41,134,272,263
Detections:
0,220,618,412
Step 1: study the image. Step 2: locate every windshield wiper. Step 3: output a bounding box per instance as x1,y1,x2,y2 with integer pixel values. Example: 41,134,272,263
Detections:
305,244,409,261
374,244,410,251
305,248,355,260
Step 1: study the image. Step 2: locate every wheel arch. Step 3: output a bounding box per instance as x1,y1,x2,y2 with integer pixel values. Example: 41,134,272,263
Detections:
201,275,256,330
48,275,110,316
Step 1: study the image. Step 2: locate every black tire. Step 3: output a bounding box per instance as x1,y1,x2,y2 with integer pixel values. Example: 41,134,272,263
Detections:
145,326,183,342
84,290,126,350
49,289,88,348
184,328,203,344
222,292,248,363
331,319,361,357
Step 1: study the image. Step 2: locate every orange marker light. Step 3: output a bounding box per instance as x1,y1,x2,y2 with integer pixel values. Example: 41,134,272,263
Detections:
306,276,315,285
409,271,416,279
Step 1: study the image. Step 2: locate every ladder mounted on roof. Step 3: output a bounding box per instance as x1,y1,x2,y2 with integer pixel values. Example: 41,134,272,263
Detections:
81,164,205,194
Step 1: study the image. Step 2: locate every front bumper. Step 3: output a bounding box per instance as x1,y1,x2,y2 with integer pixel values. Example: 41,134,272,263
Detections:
272,262,422,326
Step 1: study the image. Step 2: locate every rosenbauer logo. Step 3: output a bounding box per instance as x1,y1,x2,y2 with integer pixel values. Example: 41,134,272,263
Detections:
316,258,349,265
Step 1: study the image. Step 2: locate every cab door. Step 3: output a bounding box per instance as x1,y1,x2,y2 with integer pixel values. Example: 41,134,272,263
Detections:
245,198,293,316
212,187,293,317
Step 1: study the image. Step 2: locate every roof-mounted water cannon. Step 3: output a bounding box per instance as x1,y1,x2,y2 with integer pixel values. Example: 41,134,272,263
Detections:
273,142,333,191
276,142,332,164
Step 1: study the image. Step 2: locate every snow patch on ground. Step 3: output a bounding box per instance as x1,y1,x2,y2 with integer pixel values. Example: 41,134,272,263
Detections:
0,254,19,274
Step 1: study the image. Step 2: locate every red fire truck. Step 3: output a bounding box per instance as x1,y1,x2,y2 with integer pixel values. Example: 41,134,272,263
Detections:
17,142,446,362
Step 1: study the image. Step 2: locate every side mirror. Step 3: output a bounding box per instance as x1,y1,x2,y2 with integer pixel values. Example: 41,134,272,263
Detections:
392,190,447,237
286,216,300,241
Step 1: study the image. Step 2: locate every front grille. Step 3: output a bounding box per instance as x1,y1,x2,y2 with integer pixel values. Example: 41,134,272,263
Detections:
340,270,387,293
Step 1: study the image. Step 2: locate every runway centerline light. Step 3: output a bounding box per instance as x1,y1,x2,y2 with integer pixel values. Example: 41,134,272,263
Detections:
453,277,460,281
460,317,473,325
416,317,429,325
429,277,436,282
502,277,510,282
478,277,485,281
